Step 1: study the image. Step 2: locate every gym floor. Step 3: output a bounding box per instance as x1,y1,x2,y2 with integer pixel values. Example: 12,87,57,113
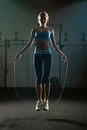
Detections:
0,87,87,130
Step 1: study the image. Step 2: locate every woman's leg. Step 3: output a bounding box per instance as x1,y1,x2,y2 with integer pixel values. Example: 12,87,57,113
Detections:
44,83,51,101
34,54,43,111
36,83,42,101
34,54,43,101
43,54,52,101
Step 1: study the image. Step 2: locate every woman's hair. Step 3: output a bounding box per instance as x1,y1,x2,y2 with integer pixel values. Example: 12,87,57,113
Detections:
38,11,49,21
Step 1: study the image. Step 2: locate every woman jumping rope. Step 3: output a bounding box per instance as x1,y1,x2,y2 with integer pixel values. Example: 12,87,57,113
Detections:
15,11,68,111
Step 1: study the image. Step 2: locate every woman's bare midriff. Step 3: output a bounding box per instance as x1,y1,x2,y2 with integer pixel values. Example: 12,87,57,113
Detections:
36,40,51,50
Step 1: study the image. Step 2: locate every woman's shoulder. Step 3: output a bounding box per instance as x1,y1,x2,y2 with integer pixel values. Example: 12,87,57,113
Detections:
30,28,39,35
32,27,38,32
47,27,54,33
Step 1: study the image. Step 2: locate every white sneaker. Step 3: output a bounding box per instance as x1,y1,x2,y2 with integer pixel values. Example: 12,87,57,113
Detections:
35,100,42,111
43,100,49,111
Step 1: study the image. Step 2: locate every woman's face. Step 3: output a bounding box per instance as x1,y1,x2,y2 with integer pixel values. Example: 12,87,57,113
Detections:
38,13,49,25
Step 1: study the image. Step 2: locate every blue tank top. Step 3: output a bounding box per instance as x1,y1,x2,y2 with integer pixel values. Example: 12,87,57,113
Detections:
35,30,51,42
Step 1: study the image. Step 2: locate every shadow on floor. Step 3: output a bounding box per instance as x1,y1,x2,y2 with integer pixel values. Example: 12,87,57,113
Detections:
46,118,87,128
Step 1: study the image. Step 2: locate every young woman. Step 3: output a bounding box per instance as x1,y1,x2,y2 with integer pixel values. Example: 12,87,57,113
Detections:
15,11,67,111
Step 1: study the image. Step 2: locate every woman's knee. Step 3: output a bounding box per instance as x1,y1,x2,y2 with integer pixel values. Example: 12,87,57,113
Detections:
42,77,50,85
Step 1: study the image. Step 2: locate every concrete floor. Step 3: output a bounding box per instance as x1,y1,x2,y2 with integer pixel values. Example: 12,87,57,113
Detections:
0,96,87,130
0,87,87,130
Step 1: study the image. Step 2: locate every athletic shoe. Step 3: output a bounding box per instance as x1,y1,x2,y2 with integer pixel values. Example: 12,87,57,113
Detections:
43,100,49,111
35,100,42,111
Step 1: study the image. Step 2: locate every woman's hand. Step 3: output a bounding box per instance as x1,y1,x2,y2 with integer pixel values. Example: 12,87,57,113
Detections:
15,53,21,60
62,54,68,63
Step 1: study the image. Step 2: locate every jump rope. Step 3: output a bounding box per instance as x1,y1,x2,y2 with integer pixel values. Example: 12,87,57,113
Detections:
13,56,69,106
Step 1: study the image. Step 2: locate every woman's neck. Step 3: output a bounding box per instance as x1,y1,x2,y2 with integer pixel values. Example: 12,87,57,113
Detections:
39,24,47,28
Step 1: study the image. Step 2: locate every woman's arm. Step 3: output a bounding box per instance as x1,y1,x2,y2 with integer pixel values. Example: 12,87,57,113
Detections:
50,28,68,62
15,29,35,60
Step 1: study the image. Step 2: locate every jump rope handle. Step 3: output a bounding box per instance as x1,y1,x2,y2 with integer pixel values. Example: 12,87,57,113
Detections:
62,55,68,63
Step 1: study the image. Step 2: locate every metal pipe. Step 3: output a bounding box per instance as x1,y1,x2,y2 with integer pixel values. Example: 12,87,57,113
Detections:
4,39,8,88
